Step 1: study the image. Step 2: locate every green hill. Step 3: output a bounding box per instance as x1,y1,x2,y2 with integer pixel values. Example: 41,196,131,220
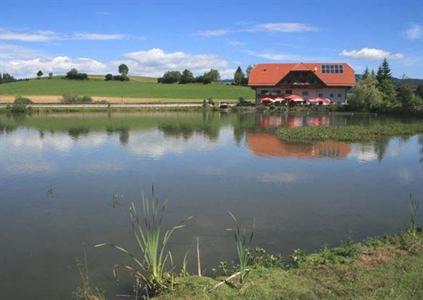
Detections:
0,77,254,101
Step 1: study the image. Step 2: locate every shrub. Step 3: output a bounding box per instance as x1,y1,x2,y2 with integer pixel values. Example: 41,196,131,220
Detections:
65,68,88,80
10,96,33,113
159,71,181,84
14,96,32,105
104,74,113,81
61,95,93,104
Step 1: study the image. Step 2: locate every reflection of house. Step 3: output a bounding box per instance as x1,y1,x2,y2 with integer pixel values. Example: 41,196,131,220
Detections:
248,63,355,104
259,115,331,129
247,132,352,159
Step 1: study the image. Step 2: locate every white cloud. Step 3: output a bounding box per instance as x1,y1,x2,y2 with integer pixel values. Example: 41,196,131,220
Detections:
405,24,423,40
3,56,108,77
122,48,234,78
246,50,299,60
226,39,245,47
0,46,235,79
0,29,57,42
251,22,317,33
0,28,127,42
196,29,229,37
69,33,126,41
0,44,42,59
340,48,404,60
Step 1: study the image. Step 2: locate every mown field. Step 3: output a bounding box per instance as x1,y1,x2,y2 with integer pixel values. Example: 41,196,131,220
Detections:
0,77,254,101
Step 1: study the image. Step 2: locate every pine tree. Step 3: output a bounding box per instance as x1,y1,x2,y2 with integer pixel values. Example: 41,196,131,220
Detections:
234,66,245,85
362,67,370,79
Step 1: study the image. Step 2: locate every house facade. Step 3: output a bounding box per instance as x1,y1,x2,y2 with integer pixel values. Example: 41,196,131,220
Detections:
248,63,356,103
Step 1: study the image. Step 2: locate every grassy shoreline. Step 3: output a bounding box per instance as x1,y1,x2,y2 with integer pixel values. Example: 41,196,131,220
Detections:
277,123,423,143
150,231,423,299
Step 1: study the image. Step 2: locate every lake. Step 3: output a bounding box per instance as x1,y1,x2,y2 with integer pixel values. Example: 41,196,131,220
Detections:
0,111,422,299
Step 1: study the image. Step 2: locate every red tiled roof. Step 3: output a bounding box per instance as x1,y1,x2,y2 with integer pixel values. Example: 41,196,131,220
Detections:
248,63,355,87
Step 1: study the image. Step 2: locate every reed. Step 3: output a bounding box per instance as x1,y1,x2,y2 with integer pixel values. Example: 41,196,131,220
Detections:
408,195,420,237
227,212,254,283
96,188,192,295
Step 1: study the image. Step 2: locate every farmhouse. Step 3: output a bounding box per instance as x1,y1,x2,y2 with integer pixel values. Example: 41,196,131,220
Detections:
248,63,356,104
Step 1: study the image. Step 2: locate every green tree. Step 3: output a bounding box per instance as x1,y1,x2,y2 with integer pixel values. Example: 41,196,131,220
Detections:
376,58,392,83
204,69,220,82
118,64,129,77
415,84,423,98
397,86,422,111
180,69,194,84
246,65,253,79
362,67,370,79
159,71,182,83
347,75,384,111
375,59,398,110
105,73,113,81
48,72,53,79
234,66,245,85
36,70,43,79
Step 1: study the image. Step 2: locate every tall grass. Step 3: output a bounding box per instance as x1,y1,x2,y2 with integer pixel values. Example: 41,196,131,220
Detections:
408,195,420,237
227,212,254,283
95,189,192,295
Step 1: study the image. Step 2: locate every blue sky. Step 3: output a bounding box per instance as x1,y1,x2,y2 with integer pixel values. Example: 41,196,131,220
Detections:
1,0,422,78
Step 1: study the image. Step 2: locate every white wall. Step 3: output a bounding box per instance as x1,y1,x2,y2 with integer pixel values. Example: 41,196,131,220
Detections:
255,87,349,103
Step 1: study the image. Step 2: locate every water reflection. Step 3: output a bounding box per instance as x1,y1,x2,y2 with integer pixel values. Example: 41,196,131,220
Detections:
247,132,352,159
0,111,422,300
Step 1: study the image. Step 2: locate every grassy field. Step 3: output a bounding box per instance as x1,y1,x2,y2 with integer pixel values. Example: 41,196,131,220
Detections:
0,77,254,102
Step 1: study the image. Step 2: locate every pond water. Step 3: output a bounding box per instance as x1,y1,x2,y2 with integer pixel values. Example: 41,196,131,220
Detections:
0,111,422,299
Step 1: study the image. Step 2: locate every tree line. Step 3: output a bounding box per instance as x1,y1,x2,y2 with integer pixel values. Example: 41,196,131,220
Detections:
348,58,423,112
158,69,220,84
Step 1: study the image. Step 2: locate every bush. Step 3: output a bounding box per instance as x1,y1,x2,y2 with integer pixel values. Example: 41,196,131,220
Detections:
105,74,113,81
159,71,181,83
65,68,88,80
113,75,129,81
61,95,93,104
10,96,33,113
14,96,33,105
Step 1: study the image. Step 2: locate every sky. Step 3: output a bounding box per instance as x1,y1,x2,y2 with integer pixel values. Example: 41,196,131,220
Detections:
0,0,422,79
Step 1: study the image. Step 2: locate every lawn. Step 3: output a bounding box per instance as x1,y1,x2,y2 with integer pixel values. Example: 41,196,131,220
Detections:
0,77,254,101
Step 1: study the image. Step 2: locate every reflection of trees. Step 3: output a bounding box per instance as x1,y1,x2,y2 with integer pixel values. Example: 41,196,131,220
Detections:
158,123,220,141
106,126,130,145
68,127,89,139
232,113,257,144
419,135,423,164
373,138,390,162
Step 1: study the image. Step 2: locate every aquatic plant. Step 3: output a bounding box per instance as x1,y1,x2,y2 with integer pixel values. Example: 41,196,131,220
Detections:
227,212,254,283
278,123,423,143
96,188,192,295
74,248,105,300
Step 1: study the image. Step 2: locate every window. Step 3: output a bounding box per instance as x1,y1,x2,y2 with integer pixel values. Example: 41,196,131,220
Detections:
285,90,292,95
260,90,268,95
330,93,334,98
337,93,342,98
318,93,323,98
302,91,309,96
321,64,344,74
